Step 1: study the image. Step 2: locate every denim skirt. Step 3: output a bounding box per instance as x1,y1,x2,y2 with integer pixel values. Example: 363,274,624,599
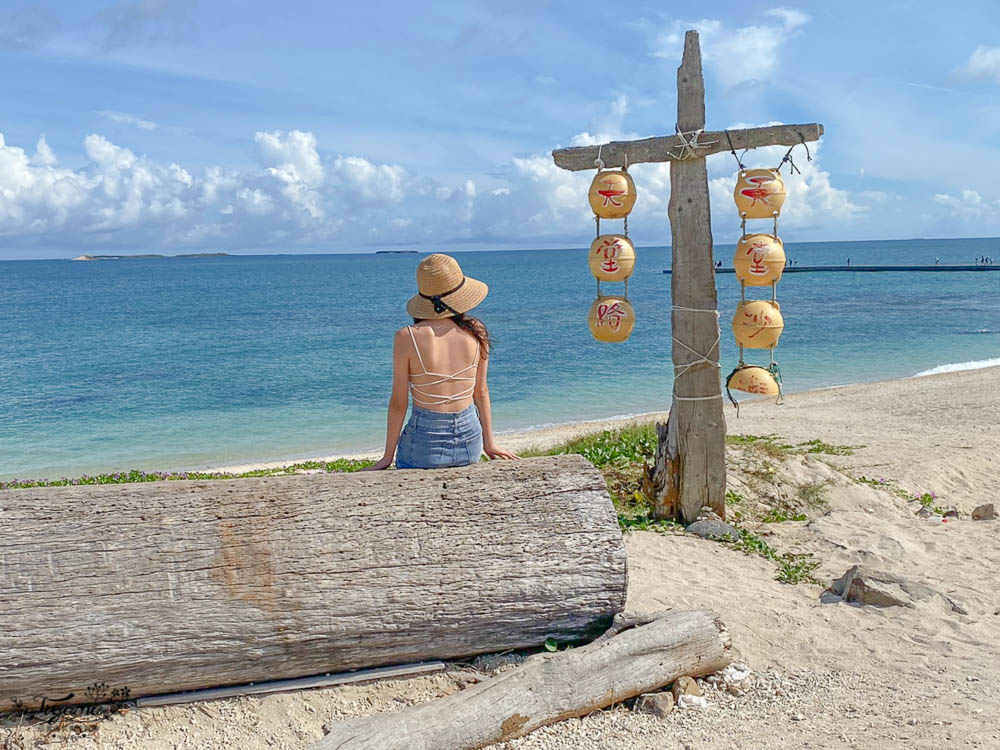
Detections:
395,404,483,469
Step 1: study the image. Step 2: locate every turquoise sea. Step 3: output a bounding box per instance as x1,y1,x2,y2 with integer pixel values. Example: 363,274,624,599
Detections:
2,238,999,480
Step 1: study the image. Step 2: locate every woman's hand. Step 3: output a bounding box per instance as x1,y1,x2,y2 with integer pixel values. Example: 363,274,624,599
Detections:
483,444,519,460
362,456,394,471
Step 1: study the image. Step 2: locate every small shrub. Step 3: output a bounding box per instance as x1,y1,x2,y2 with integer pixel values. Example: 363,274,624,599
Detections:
797,481,831,509
534,424,657,467
728,527,820,585
794,439,862,456
746,460,778,481
727,434,860,458
913,491,945,515
762,508,808,523
726,434,793,459
776,554,821,584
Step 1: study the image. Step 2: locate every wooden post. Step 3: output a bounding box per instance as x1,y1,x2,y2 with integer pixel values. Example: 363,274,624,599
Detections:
658,31,726,522
551,30,824,525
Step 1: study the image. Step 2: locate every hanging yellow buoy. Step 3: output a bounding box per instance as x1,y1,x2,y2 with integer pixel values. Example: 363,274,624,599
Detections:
588,170,637,219
733,234,786,285
589,234,636,282
726,365,781,396
733,168,786,219
588,296,635,342
732,300,784,349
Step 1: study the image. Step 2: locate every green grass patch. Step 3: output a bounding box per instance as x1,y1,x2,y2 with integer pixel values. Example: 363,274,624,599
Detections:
727,434,861,458
797,481,831,509
775,554,822,584
762,508,808,523
726,433,793,459
745,459,779,481
913,491,945,515
855,475,911,500
618,512,684,534
728,527,821,585
0,458,372,490
794,439,862,456
528,424,657,467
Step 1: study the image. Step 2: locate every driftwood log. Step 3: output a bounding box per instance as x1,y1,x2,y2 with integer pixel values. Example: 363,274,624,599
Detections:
313,609,734,750
0,455,627,712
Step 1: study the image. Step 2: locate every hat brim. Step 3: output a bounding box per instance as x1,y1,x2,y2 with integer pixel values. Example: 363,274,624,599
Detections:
406,277,489,319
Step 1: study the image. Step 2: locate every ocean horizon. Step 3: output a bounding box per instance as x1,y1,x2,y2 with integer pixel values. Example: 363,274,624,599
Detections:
3,236,999,481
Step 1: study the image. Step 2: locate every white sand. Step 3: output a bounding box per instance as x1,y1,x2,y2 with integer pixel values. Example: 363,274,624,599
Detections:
8,367,1000,749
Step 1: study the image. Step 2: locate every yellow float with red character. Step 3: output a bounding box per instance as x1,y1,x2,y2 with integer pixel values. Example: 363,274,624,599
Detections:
588,297,635,343
732,300,783,349
589,234,635,282
585,158,638,342
733,168,786,220
733,233,785,286
588,169,637,220
726,365,781,396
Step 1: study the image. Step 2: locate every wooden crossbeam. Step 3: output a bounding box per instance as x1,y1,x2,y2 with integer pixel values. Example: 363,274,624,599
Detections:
552,123,824,171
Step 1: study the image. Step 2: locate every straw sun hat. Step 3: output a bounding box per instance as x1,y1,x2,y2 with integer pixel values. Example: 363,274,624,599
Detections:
406,253,488,319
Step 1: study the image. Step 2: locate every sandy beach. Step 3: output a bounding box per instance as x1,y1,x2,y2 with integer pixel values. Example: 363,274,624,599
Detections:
7,366,1000,749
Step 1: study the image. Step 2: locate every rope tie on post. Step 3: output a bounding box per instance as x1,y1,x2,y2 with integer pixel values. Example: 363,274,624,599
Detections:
671,306,723,402
668,127,718,161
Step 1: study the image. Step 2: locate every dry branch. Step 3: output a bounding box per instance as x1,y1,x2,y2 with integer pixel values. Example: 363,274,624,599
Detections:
312,609,733,750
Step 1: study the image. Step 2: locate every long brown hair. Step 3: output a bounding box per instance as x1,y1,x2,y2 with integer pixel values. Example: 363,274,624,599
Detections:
412,313,492,358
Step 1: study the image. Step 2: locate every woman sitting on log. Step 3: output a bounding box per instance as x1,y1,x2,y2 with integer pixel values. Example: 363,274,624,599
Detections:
365,253,518,470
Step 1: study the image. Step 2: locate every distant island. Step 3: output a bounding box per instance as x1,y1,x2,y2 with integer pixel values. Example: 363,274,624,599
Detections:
71,252,231,261
374,250,419,255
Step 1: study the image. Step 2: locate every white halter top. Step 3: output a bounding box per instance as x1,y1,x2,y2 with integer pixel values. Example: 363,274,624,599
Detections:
406,326,479,407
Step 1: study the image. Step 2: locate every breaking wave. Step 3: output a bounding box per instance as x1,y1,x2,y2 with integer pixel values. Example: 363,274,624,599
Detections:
913,357,1000,377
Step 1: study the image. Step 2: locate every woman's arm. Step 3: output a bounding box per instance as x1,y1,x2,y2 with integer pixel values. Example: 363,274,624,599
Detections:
364,329,411,471
473,354,519,460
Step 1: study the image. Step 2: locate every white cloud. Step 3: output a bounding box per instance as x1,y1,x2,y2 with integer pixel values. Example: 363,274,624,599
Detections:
255,130,325,220
956,46,1000,84
763,8,809,31
652,9,809,90
0,104,863,255
30,136,56,166
98,109,158,130
934,189,1000,221
331,155,412,203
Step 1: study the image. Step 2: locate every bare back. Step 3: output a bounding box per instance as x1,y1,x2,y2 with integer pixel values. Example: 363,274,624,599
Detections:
403,322,481,412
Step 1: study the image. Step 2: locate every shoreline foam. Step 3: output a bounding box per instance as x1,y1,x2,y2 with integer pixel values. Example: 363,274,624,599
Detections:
913,356,1000,377
196,365,1000,475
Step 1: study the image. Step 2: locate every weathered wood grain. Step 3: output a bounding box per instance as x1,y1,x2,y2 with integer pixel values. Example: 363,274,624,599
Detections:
0,455,627,712
312,609,733,750
552,123,824,171
656,30,728,523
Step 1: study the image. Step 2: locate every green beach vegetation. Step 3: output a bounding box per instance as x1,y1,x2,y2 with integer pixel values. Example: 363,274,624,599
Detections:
0,458,371,490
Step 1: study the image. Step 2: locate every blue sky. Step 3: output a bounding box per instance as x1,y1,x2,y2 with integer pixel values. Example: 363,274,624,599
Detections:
1,0,1000,258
